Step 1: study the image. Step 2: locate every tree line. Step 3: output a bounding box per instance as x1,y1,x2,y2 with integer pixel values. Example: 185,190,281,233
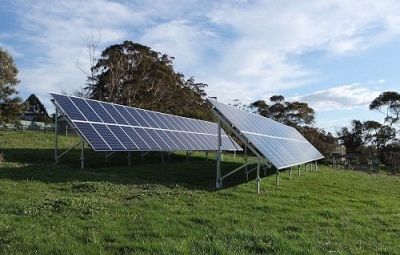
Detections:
1,43,399,172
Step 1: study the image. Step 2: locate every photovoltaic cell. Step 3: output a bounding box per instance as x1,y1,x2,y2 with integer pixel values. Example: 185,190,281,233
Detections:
86,100,116,124
101,103,128,125
113,105,140,127
127,108,150,127
107,125,139,150
50,93,241,152
74,122,110,150
121,126,150,150
208,98,323,169
51,93,86,121
92,123,126,150
69,97,102,123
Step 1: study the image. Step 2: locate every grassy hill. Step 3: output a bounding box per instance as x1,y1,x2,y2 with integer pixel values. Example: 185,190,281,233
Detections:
0,130,399,254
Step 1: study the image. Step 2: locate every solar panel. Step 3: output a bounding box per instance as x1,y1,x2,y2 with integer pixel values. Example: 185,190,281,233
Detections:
208,98,323,169
50,93,241,152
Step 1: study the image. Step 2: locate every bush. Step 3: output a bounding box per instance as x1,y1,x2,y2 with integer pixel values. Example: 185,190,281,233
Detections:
384,150,400,174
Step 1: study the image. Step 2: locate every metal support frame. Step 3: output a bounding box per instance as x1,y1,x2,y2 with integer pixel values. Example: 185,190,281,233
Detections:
214,110,266,193
105,151,116,162
276,170,280,186
256,159,261,194
80,142,85,169
53,106,86,168
216,118,222,188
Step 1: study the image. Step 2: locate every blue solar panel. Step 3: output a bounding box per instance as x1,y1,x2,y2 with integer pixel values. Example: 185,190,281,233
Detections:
92,123,126,151
208,98,323,169
127,108,150,127
133,128,162,150
121,126,151,150
51,93,241,152
51,93,86,121
107,125,139,150
145,129,170,150
86,100,116,124
166,131,186,149
74,122,110,150
69,97,102,123
178,133,196,150
164,115,181,130
141,111,160,129
151,113,169,130
101,103,129,125
113,104,141,127
156,130,180,150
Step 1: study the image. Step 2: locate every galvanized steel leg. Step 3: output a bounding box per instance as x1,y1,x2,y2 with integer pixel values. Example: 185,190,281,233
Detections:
54,108,59,163
216,118,222,188
256,159,261,194
276,170,280,186
80,142,85,169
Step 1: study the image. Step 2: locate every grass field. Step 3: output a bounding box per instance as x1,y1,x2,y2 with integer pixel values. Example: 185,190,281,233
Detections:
0,130,399,254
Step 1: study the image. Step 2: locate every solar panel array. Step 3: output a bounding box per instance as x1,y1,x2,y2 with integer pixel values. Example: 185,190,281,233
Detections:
50,93,240,152
208,98,324,169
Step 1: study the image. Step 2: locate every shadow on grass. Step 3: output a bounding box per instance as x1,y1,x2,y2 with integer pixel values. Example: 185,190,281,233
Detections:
0,148,277,191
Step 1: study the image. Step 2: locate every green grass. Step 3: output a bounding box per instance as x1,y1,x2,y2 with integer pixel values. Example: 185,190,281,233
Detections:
0,130,399,254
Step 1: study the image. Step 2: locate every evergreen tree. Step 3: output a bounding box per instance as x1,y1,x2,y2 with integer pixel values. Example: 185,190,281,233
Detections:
0,48,23,124
23,94,51,122
87,41,212,120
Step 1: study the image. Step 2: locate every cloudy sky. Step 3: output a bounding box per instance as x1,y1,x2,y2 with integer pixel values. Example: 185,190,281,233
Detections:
1,0,400,133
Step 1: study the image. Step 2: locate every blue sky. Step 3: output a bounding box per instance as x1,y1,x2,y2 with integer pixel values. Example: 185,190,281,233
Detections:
1,0,400,134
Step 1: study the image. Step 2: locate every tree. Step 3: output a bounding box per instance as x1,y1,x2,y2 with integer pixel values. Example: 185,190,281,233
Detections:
383,143,400,174
0,48,23,123
369,91,400,128
75,31,101,99
363,120,396,157
250,95,315,128
369,91,400,166
87,41,211,120
299,126,337,159
249,95,335,158
336,120,364,152
23,94,51,123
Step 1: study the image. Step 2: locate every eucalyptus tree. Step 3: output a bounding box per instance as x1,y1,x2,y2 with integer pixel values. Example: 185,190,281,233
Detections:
250,95,315,128
369,91,400,166
336,120,364,153
369,91,400,132
87,41,211,120
250,95,337,158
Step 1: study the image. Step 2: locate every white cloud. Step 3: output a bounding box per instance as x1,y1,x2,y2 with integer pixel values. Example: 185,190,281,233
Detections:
200,0,400,101
4,0,400,115
291,83,381,111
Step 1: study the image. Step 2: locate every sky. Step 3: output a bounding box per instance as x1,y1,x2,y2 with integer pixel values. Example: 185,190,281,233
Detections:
1,0,400,134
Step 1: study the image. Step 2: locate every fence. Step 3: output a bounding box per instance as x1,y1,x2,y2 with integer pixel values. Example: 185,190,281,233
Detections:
1,120,54,133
